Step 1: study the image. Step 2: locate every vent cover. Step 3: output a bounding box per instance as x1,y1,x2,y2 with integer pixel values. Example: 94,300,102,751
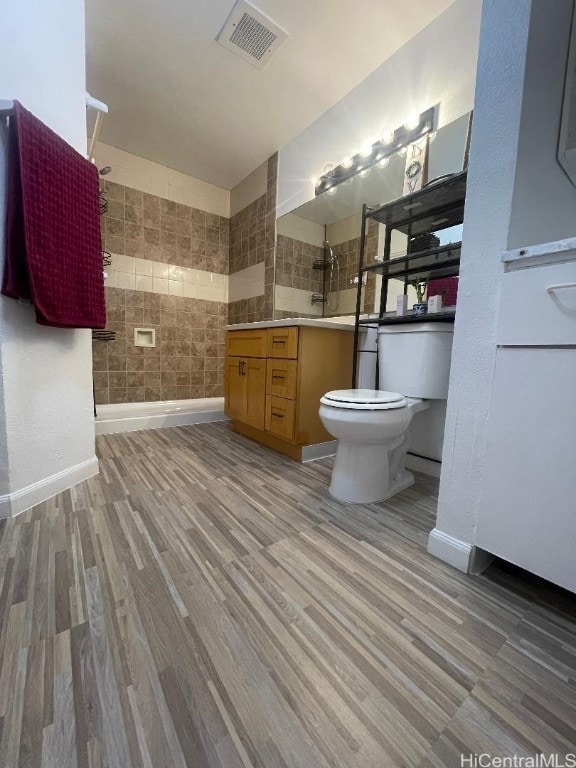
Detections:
217,1,288,70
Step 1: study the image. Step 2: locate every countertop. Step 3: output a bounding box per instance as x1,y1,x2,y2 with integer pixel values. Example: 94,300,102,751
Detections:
225,317,356,331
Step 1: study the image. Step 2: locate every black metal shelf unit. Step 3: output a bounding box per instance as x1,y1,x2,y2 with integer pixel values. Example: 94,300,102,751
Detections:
352,171,467,385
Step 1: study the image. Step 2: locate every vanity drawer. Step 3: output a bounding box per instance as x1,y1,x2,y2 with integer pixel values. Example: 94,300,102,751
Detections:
226,329,267,358
267,327,298,359
266,359,297,399
265,396,295,441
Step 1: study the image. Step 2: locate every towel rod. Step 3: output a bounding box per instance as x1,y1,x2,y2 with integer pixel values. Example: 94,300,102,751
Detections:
0,95,109,162
1,94,108,118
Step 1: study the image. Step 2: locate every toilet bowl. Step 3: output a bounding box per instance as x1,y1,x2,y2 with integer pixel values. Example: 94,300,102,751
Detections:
319,323,453,504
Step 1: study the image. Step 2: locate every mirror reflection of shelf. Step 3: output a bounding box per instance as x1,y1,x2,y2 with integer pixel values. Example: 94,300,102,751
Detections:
363,241,462,281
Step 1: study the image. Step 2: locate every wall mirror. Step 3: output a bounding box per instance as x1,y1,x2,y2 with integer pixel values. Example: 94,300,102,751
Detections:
275,112,471,319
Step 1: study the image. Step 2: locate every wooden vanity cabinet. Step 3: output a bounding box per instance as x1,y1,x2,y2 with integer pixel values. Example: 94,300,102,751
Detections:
225,325,353,461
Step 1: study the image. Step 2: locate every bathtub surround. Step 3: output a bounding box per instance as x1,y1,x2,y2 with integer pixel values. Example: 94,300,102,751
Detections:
93,177,229,405
93,151,279,404
0,0,98,517
93,288,227,404
101,178,229,275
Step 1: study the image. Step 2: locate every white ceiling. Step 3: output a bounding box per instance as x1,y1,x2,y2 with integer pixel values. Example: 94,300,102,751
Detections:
86,0,456,190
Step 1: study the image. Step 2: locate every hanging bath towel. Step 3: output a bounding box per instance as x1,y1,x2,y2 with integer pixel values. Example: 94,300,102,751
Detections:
2,101,105,328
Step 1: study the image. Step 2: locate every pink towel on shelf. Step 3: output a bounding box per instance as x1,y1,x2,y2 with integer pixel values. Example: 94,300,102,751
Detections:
427,276,459,307
2,101,105,328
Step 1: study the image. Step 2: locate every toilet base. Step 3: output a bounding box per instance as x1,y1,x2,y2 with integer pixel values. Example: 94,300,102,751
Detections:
327,438,415,504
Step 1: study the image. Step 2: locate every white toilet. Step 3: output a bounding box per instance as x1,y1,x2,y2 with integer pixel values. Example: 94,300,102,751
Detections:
319,323,453,504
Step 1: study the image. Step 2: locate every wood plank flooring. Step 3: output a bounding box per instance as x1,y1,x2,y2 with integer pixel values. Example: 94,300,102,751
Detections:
0,421,575,767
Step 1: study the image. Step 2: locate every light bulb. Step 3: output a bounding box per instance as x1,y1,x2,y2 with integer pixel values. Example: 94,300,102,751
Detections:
378,156,390,169
327,186,338,196
343,177,354,186
322,163,335,175
398,146,408,157
428,131,437,143
311,175,319,187
359,168,371,178
380,129,395,145
341,155,354,169
359,142,373,158
404,114,420,130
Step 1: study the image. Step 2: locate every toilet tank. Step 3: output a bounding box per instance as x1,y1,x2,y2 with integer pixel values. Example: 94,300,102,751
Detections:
377,322,454,399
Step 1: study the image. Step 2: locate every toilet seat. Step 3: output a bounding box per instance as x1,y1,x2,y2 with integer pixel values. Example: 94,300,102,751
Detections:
320,388,408,410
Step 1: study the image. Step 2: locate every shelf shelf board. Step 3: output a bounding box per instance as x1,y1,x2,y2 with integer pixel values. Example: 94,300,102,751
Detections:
366,171,467,235
362,241,461,280
358,310,456,326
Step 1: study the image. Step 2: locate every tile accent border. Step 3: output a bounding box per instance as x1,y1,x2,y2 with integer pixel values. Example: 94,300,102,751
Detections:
105,253,227,303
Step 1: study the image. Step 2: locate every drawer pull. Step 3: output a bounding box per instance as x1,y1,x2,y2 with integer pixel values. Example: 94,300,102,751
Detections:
272,411,284,418
547,282,576,292
273,339,286,346
272,375,285,383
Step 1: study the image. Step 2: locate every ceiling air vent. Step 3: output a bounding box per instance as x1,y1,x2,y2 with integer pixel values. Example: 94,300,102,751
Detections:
217,1,288,70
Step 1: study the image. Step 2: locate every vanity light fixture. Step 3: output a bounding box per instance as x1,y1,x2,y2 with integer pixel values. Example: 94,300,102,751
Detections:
380,129,396,145
313,106,435,196
404,114,421,130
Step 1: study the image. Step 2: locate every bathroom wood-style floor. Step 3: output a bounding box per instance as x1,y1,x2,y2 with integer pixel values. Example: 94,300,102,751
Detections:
0,423,574,768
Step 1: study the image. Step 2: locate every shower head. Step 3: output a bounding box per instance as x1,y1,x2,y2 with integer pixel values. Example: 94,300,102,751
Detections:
98,166,112,176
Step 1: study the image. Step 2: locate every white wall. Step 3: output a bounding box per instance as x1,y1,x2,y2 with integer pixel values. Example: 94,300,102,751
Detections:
95,142,230,218
431,0,573,568
277,0,482,217
0,0,98,514
230,160,267,217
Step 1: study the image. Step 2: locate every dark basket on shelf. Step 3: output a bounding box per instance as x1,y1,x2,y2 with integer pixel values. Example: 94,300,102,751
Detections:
407,232,440,254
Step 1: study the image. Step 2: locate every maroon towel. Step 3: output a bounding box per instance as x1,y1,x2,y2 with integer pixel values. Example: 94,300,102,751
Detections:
427,276,459,307
2,101,105,328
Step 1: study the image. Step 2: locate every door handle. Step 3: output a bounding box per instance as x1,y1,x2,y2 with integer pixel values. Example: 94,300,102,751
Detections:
241,361,246,375
546,282,576,292
238,360,246,376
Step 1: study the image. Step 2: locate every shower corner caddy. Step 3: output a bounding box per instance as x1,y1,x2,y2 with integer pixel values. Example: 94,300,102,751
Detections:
352,170,467,385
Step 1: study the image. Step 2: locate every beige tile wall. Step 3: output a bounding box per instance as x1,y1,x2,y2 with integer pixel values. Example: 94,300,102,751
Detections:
102,180,229,274
93,289,226,404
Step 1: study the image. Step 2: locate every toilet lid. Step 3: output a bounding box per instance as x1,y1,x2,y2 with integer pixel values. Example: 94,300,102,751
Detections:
320,389,407,410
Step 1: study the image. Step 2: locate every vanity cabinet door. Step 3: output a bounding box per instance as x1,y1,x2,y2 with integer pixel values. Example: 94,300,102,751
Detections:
225,356,266,429
243,358,266,430
225,357,245,421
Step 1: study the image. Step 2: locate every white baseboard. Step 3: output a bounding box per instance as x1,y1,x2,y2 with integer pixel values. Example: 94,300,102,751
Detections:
301,440,338,462
427,528,494,574
406,453,441,478
0,456,99,519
